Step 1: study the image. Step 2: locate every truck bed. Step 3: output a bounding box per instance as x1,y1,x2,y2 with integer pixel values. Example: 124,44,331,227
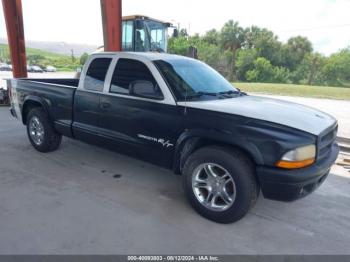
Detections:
8,78,79,138
21,78,80,87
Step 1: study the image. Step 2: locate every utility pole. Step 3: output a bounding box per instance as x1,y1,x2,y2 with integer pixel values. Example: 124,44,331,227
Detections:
100,0,122,51
2,0,27,77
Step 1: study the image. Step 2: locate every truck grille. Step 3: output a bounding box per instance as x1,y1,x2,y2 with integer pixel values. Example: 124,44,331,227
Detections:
317,124,337,161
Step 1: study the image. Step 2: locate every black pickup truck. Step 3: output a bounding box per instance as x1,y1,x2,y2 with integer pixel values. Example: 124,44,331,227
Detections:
8,52,339,223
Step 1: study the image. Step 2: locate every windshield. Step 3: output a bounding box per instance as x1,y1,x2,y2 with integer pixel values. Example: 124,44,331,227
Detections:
154,59,239,101
144,20,168,52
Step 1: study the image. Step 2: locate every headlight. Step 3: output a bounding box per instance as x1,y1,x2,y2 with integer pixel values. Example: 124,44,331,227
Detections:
276,144,316,169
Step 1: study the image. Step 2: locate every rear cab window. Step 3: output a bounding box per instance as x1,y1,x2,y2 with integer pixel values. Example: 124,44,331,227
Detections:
84,58,112,92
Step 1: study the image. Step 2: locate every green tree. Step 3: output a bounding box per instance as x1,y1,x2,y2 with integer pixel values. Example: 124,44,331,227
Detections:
246,57,274,82
27,54,46,65
272,66,290,83
246,57,290,83
305,53,325,85
168,36,191,56
203,29,220,45
282,36,313,70
290,53,326,85
179,28,189,37
220,20,245,80
322,48,350,86
144,19,350,87
235,49,258,81
80,52,89,65
244,26,282,66
0,47,11,63
196,41,220,66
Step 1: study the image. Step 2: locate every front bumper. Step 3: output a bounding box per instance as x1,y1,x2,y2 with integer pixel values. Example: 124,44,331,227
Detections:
256,142,339,201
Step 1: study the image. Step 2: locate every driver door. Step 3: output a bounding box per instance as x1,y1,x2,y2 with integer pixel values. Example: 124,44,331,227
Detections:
98,58,183,167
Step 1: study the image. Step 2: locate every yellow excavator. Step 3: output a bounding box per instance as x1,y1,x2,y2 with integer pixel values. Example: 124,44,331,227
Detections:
97,15,178,53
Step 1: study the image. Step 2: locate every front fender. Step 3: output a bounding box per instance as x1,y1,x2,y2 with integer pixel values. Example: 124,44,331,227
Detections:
173,128,265,174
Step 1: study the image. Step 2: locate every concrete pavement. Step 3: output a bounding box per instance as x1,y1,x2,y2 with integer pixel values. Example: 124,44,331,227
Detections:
0,107,350,254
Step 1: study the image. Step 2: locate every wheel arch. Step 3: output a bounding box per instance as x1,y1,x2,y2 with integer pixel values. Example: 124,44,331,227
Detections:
173,129,264,175
22,96,50,125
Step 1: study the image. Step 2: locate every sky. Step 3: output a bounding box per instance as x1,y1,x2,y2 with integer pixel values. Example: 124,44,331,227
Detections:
0,0,349,55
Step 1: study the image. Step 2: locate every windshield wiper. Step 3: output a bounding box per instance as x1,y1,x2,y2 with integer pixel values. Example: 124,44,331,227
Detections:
219,90,247,97
186,91,218,100
196,91,219,96
186,90,246,100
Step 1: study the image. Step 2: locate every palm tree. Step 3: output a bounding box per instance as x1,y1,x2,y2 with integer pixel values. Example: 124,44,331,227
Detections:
307,52,324,85
220,20,245,80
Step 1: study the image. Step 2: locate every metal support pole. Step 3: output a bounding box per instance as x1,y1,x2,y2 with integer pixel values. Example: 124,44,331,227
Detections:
100,0,122,52
2,0,27,78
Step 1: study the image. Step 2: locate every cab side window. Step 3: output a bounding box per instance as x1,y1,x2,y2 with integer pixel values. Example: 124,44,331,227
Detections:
110,59,163,99
84,58,112,92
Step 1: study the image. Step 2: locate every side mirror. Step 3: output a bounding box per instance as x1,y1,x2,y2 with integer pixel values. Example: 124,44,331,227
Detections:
129,80,163,100
173,28,179,38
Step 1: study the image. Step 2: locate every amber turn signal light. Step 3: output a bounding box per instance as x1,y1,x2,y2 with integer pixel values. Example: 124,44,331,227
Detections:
275,158,315,169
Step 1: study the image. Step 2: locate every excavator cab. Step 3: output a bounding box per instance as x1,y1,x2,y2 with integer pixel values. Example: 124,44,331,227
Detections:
122,15,174,53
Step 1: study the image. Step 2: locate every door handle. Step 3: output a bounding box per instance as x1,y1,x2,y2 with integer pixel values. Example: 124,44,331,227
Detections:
100,102,111,109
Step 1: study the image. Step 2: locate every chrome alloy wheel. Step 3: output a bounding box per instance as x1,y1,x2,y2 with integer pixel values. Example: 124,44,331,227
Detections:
29,116,45,146
192,163,237,211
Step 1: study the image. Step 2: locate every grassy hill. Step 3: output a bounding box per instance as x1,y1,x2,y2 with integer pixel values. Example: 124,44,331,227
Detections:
235,82,350,100
0,44,81,71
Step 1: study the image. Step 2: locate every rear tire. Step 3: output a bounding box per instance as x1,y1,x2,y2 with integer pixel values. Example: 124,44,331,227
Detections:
26,107,62,152
182,146,259,224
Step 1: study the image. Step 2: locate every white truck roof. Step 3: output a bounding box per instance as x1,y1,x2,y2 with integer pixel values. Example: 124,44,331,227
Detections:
90,51,192,62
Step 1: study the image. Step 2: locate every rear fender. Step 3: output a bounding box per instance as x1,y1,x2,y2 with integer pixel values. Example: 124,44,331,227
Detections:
22,96,51,125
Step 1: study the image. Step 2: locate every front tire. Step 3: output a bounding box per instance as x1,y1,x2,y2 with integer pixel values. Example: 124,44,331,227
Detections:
26,107,62,152
183,146,259,224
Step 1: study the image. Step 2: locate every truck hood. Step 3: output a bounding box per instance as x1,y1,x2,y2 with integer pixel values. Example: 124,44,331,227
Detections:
179,95,337,135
